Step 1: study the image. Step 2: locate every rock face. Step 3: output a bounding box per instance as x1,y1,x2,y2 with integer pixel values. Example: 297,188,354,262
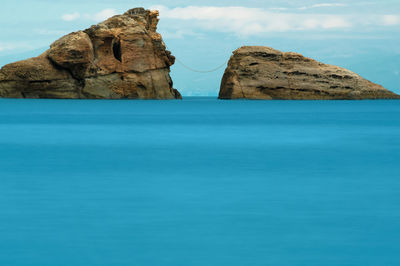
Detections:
0,8,181,99
219,46,399,100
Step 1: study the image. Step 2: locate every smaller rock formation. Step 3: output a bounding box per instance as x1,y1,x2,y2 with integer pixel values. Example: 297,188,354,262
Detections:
0,8,181,99
219,46,399,100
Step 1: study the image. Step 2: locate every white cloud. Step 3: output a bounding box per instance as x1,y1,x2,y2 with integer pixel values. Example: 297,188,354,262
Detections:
34,29,68,36
299,3,347,10
303,19,320,29
162,29,204,39
312,3,347,8
62,9,117,22
62,12,80,21
91,9,117,21
0,42,34,53
322,17,351,29
59,6,400,39
382,15,400,26
152,5,353,37
269,7,288,11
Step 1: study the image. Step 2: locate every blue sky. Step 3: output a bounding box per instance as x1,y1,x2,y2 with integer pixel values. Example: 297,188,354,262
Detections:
0,0,399,96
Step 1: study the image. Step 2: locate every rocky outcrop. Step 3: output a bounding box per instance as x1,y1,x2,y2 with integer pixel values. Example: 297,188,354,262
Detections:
219,46,399,100
0,8,181,99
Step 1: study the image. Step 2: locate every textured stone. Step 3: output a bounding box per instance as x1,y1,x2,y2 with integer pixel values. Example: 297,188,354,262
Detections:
0,7,181,99
219,46,399,100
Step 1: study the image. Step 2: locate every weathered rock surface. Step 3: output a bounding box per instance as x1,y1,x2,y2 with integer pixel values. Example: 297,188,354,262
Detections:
219,46,399,100
0,8,181,99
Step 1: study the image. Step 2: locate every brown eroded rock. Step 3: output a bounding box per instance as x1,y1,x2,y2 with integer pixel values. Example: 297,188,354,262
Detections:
219,46,399,100
0,7,181,99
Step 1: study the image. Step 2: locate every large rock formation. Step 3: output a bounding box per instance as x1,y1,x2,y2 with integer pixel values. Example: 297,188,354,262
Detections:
0,8,181,99
219,46,399,100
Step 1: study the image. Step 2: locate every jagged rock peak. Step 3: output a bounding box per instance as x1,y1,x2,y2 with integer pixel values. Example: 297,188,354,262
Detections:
219,46,399,100
0,7,181,99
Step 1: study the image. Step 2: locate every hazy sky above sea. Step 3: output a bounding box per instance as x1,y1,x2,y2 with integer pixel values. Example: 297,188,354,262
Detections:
0,0,399,96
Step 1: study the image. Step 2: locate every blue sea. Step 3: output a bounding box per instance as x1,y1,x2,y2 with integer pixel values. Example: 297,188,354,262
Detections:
0,98,399,266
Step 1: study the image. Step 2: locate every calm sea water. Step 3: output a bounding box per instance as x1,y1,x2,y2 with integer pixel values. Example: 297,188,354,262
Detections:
0,98,399,266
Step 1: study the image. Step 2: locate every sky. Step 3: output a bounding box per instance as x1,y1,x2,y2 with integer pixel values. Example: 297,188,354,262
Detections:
0,0,399,96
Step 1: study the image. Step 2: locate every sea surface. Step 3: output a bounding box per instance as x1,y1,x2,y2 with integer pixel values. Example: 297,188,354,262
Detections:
0,98,399,266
